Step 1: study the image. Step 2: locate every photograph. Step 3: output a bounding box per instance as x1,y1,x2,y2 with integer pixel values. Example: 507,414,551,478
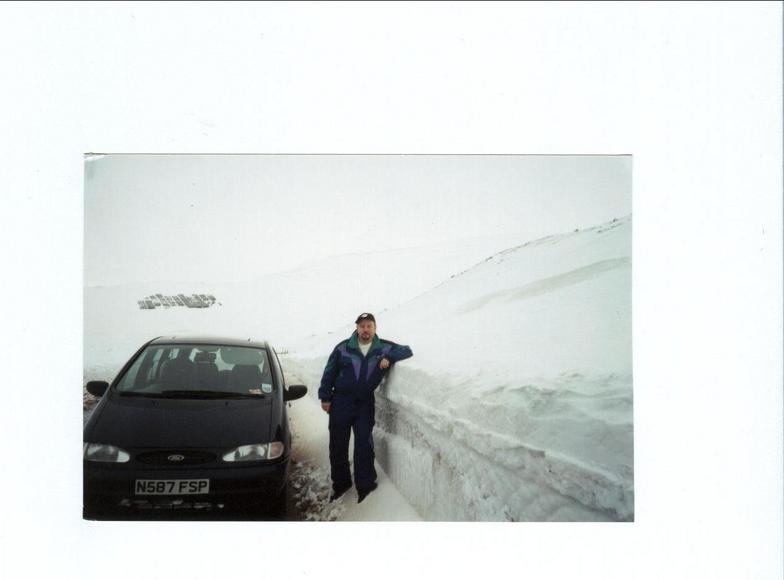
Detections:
3,2,780,579
83,153,633,522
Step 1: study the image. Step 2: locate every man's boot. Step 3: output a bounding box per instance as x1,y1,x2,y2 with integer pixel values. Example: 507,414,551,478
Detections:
357,482,378,504
330,483,351,502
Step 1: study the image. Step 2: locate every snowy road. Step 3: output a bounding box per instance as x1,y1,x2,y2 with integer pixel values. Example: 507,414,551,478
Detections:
285,367,422,521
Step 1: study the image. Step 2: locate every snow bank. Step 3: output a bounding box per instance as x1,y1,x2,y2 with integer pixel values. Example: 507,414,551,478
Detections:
83,219,632,521
290,216,633,521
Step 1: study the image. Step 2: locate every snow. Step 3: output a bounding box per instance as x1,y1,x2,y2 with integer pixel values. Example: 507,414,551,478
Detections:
285,364,421,521
84,216,632,521
84,235,523,376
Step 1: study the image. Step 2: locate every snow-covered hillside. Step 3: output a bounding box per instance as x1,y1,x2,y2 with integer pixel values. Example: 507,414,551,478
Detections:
83,235,522,382
290,216,633,521
83,218,632,521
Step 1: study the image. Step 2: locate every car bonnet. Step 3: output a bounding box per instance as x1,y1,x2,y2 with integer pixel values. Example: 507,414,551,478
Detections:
85,394,276,449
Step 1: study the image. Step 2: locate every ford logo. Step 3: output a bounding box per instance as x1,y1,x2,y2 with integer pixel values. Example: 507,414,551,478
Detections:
167,454,185,462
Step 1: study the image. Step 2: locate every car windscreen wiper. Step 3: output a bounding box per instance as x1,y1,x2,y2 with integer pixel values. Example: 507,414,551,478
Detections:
117,391,160,398
159,389,264,399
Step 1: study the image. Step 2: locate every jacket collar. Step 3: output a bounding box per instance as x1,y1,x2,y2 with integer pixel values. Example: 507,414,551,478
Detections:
347,331,381,354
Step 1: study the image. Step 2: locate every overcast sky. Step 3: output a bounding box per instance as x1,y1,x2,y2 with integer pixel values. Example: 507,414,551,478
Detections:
84,154,631,286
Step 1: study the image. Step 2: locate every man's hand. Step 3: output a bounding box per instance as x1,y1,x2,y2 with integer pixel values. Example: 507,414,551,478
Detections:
321,401,331,413
379,357,391,370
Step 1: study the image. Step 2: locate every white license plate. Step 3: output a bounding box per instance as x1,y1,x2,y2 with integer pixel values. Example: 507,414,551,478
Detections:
135,479,210,495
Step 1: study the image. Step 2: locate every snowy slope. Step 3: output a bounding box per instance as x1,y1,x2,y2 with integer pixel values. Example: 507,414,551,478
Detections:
84,235,522,382
83,219,632,521
290,216,633,521
82,235,525,521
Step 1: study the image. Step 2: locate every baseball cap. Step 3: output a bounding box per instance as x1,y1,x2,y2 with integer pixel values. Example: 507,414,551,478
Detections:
355,312,376,324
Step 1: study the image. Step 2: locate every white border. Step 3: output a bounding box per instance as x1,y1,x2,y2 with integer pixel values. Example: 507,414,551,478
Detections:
0,3,780,579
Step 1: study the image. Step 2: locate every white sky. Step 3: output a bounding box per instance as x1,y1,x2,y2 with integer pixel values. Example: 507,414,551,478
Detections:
84,154,631,285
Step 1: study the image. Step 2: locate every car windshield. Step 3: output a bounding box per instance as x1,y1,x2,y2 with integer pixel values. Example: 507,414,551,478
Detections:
115,344,274,398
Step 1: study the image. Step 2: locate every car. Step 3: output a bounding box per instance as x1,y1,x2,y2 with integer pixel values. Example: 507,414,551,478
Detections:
83,335,307,520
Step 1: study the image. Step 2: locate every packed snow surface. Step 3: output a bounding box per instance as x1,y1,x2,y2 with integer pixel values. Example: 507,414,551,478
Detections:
84,219,632,521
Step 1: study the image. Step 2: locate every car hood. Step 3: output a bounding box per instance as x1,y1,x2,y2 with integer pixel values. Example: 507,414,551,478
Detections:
85,394,276,449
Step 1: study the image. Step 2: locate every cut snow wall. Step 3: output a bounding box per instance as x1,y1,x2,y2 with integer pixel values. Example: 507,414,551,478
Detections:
374,367,633,522
289,357,633,521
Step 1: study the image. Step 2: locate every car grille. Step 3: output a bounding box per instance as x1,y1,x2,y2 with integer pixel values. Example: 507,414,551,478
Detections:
135,450,217,465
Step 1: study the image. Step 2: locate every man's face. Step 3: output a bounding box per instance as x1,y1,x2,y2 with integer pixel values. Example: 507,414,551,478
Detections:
356,320,376,343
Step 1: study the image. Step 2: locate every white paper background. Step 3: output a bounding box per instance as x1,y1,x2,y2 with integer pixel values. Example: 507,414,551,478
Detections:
0,2,781,579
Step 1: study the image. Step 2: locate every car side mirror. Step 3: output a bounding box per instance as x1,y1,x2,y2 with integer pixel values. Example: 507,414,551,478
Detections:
284,384,307,401
85,380,109,397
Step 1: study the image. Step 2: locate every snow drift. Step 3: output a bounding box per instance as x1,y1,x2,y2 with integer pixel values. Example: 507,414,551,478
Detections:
289,216,633,521
83,235,522,381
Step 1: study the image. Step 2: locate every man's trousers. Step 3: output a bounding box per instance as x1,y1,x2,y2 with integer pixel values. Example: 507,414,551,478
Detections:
328,396,377,492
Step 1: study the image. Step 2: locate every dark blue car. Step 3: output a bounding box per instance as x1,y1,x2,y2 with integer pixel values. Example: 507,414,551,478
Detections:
83,336,307,520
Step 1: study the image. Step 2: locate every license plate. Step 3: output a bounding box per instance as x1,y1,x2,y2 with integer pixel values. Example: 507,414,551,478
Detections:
135,479,210,495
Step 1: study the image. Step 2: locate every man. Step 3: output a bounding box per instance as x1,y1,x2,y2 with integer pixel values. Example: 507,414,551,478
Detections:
318,313,413,503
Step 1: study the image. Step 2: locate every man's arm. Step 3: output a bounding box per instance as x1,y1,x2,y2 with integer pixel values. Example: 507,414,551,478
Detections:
318,346,341,402
385,342,413,363
380,341,413,369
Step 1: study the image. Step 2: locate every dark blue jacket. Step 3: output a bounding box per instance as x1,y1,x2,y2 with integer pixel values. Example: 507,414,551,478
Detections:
318,332,413,402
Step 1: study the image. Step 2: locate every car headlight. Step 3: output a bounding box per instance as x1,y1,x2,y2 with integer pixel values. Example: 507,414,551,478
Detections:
83,443,131,463
222,442,285,462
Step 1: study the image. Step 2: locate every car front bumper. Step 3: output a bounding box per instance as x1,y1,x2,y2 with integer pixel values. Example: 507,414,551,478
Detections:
84,457,289,515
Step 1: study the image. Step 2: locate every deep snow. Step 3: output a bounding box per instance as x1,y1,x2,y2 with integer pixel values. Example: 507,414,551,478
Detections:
84,218,632,521
288,216,633,521
84,235,523,377
83,235,521,520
